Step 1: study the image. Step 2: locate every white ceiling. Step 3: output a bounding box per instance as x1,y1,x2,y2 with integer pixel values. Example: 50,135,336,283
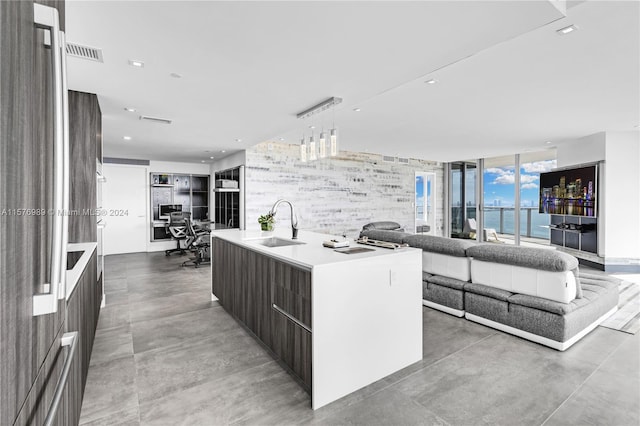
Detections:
66,1,639,163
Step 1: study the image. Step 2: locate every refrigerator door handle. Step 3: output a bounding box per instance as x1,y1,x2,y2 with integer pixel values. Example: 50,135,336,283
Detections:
58,30,70,300
33,3,65,316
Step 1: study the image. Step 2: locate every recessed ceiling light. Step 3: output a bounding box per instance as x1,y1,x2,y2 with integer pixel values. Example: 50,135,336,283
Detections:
235,138,242,142
353,108,361,112
425,79,437,84
201,160,205,163
210,156,215,159
221,150,226,153
556,25,578,35
124,107,136,112
169,72,182,78
309,125,315,129
123,136,132,140
279,137,284,141
128,59,144,67
545,141,552,144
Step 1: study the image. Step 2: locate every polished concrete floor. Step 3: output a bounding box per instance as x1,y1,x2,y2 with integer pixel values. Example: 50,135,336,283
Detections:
79,252,640,426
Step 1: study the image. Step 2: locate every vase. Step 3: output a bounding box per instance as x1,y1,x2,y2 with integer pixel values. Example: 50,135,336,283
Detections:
261,223,273,232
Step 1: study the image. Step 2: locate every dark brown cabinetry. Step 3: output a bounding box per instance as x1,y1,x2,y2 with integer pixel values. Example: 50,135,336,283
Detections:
212,238,312,391
64,252,98,426
2,3,103,424
1,1,67,424
68,91,100,243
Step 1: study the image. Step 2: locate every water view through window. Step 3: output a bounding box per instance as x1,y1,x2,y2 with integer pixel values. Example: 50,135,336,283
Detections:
482,152,557,243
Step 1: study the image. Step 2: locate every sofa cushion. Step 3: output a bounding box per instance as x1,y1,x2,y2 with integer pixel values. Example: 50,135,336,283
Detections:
471,259,578,304
427,275,467,291
422,252,471,282
464,282,514,302
466,280,618,343
404,234,476,258
362,221,403,231
423,282,464,310
422,271,433,282
359,229,411,245
466,244,578,272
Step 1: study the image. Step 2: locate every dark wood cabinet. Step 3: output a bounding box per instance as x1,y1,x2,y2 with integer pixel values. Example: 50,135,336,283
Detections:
68,91,100,243
212,238,312,392
64,251,98,425
269,260,312,390
2,3,103,425
1,1,67,424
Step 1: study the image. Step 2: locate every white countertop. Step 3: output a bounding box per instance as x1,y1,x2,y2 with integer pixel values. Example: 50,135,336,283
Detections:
66,242,97,300
210,229,419,269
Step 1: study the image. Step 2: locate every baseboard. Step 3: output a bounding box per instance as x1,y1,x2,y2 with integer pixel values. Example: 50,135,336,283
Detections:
465,306,618,351
422,300,465,317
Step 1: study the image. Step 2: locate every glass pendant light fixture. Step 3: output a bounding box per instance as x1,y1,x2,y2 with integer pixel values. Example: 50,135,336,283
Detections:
330,128,338,157
300,135,307,162
319,131,327,158
295,97,342,162
309,133,317,161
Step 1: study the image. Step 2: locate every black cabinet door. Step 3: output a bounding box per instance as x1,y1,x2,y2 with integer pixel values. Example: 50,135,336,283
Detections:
0,1,66,424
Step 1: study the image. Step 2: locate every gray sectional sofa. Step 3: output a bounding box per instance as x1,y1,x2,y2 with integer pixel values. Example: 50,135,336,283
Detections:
359,225,619,351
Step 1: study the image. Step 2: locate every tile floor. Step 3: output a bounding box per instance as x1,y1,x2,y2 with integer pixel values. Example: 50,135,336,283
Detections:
79,252,640,426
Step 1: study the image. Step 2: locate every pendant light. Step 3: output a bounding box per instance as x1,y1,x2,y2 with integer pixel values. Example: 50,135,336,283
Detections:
295,97,342,162
300,135,307,162
330,128,338,157
319,131,327,158
309,133,317,161
330,102,338,156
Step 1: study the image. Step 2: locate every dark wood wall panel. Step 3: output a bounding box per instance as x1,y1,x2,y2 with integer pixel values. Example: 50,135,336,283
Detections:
68,90,98,243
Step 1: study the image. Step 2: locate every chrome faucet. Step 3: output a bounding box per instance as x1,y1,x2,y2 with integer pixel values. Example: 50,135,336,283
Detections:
269,199,299,239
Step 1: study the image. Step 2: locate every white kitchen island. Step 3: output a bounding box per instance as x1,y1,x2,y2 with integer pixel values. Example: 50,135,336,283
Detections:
210,229,423,410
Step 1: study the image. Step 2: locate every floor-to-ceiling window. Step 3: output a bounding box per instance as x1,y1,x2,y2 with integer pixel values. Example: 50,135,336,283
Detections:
519,150,557,246
450,161,476,238
482,155,517,243
450,150,556,246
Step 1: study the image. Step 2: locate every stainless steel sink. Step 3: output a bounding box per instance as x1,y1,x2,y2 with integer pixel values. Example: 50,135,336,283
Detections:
253,237,306,248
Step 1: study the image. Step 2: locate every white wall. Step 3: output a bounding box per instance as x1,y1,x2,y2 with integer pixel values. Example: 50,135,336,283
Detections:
556,132,606,168
210,151,246,174
243,142,444,238
603,131,640,259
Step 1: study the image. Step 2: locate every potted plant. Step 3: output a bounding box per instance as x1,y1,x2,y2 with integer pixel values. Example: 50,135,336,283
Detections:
258,212,275,231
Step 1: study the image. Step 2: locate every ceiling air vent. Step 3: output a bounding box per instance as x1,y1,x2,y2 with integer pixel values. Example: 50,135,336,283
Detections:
382,156,396,163
398,157,410,164
139,116,172,125
66,42,103,62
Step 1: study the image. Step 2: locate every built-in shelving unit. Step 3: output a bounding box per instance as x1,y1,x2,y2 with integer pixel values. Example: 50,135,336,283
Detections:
549,215,598,254
213,166,244,229
150,173,210,241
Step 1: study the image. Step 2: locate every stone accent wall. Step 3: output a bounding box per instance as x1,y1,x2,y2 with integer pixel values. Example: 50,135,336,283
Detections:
244,142,444,238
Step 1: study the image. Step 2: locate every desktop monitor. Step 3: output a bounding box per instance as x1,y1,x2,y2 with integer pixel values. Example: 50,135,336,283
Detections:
159,204,182,220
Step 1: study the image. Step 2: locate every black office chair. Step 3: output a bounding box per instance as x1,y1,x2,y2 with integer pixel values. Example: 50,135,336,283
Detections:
181,218,210,268
165,211,190,256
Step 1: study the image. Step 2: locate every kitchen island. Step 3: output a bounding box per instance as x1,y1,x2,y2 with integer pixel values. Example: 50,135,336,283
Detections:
210,229,423,410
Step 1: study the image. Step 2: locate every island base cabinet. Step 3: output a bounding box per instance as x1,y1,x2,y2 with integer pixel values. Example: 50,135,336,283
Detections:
212,238,312,392
271,310,312,391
